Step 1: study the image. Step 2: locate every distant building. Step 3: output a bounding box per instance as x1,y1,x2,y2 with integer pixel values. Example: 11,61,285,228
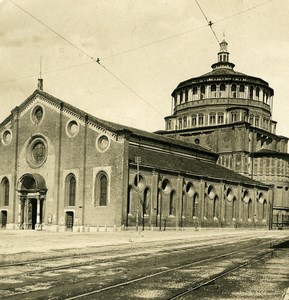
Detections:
159,40,289,228
0,43,276,231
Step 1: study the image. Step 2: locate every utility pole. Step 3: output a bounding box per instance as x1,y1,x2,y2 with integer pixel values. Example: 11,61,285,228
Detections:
135,156,141,232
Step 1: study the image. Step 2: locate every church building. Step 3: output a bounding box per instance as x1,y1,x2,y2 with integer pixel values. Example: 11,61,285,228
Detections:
159,40,289,228
0,42,277,231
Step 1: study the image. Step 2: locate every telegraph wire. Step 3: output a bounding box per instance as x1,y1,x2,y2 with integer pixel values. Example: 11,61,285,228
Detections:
195,0,220,45
9,0,164,117
4,0,277,87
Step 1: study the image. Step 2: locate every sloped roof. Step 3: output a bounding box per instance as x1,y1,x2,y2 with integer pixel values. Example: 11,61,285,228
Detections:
129,145,269,188
1,89,217,158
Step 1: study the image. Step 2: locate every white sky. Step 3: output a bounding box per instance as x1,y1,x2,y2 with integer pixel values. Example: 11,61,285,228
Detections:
0,0,289,139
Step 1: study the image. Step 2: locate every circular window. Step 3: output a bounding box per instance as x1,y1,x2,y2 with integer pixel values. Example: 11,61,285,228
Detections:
208,185,216,200
226,188,234,201
243,190,250,203
194,138,200,145
31,105,44,124
96,135,110,152
185,182,195,197
161,178,172,194
2,130,12,145
66,120,79,137
258,192,264,204
134,174,145,191
27,137,47,168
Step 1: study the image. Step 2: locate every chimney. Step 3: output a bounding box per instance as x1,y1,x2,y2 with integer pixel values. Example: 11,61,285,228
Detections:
38,78,43,90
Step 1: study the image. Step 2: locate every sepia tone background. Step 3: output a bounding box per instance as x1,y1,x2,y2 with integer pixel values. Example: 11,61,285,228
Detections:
0,0,288,137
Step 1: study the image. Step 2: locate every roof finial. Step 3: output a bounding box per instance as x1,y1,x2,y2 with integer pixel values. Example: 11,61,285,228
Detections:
38,56,43,90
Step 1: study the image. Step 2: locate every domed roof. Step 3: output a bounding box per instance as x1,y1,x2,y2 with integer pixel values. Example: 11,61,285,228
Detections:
173,40,273,95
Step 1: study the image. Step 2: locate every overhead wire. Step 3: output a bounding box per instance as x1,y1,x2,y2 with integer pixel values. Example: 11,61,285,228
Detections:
195,0,220,46
3,0,277,89
8,0,164,117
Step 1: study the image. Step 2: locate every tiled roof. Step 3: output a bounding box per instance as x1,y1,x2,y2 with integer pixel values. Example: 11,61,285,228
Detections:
129,145,269,188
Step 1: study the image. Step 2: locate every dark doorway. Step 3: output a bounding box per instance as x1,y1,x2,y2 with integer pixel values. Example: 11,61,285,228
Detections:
28,200,37,230
66,211,74,231
1,211,7,228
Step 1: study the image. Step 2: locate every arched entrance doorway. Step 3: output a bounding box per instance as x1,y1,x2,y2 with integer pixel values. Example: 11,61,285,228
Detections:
17,174,47,230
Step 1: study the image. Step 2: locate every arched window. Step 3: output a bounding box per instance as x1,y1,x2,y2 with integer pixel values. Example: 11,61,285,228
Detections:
239,84,245,98
198,113,204,125
232,197,237,219
192,193,198,217
180,91,183,103
66,174,76,206
248,199,253,220
211,84,216,97
249,86,254,100
231,111,237,122
192,86,198,96
256,87,260,100
231,84,237,98
262,200,267,220
143,187,150,215
200,85,205,99
213,196,219,218
178,118,183,129
169,191,176,216
217,113,224,124
97,172,108,206
1,178,9,206
191,115,197,126
184,89,189,102
183,117,187,128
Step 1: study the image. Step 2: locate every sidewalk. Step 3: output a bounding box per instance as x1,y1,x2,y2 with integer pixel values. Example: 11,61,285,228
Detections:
1,228,288,258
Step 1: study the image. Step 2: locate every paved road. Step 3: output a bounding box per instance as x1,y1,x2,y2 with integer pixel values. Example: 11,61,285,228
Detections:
0,231,288,299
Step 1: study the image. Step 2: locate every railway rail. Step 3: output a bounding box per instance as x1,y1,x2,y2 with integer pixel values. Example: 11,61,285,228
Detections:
64,237,282,300
0,232,287,299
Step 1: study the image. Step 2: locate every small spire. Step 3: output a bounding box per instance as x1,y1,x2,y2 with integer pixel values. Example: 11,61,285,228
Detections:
38,78,43,90
37,56,43,90
211,39,235,70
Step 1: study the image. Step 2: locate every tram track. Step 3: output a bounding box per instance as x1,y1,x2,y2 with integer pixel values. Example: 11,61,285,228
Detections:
0,233,287,299
63,236,285,300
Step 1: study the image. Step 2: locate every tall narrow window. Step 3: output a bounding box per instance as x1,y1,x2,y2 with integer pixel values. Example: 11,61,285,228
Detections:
127,186,132,214
211,84,216,97
231,112,237,122
185,89,188,102
169,191,176,216
239,84,245,98
200,85,205,99
143,188,150,215
209,114,216,125
191,115,197,126
217,113,224,124
198,114,204,125
248,200,252,220
231,84,237,98
1,178,9,206
99,173,108,206
66,174,76,206
262,200,267,220
183,117,187,128
249,86,254,100
192,194,198,217
213,196,219,218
